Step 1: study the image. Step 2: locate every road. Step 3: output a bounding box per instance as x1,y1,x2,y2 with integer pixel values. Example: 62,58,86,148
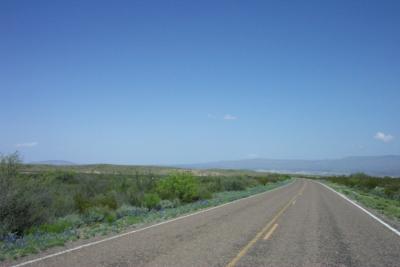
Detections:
11,179,400,267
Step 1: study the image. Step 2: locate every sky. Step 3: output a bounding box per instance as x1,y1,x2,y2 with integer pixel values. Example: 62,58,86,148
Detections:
1,0,399,164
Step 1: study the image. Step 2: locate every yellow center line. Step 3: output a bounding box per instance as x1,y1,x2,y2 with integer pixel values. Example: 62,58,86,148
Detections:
263,223,278,240
226,182,306,267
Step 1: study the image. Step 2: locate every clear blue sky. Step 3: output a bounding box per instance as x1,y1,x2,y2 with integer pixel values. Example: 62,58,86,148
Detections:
1,0,399,164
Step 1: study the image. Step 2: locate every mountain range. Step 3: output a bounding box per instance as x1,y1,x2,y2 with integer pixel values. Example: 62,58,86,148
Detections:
180,155,400,177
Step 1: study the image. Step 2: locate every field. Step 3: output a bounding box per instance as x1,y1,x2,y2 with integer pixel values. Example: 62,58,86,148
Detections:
0,153,291,260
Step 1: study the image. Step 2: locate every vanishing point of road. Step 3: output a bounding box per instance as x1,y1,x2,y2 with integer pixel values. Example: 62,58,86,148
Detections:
10,179,400,267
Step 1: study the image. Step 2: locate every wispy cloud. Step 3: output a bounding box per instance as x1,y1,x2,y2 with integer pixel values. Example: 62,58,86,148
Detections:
207,113,238,120
374,132,394,143
223,114,237,120
16,142,38,148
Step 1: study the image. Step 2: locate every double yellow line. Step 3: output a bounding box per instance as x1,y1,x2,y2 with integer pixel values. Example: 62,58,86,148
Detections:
226,182,306,267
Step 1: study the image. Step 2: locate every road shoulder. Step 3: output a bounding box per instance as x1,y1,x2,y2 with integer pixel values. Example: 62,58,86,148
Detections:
317,181,400,234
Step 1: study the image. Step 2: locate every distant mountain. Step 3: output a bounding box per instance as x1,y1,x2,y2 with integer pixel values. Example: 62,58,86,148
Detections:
30,160,76,166
180,155,400,177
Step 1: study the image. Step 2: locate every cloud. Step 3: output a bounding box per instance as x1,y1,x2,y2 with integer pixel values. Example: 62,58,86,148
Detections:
223,114,237,120
16,142,38,148
207,113,238,120
374,132,394,143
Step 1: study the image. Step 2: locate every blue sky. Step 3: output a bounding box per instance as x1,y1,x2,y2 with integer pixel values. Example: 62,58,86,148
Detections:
1,0,399,164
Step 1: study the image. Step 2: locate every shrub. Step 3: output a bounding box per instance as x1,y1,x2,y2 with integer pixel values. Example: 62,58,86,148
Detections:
62,214,84,228
93,192,118,210
105,212,117,223
372,187,386,198
326,173,400,201
256,176,270,185
0,178,51,236
156,173,200,203
157,199,182,209
116,205,148,218
126,185,144,207
0,152,21,177
143,193,161,210
202,177,223,192
221,177,247,191
37,214,82,233
54,171,77,184
74,193,91,213
198,185,212,200
82,207,110,224
52,194,75,217
158,200,176,209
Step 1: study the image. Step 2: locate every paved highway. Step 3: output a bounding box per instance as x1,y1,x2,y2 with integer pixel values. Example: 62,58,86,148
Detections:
10,179,400,267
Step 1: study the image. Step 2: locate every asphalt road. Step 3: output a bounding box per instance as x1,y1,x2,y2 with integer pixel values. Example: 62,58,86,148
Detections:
11,179,400,267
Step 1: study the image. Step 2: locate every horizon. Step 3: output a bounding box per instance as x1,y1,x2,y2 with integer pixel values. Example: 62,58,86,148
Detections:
27,154,400,166
1,1,400,164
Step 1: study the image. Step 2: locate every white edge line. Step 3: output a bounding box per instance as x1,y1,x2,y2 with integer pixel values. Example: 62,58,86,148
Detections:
317,181,400,237
11,179,297,267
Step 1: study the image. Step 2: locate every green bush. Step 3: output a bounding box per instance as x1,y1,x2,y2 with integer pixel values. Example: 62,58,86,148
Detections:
52,194,75,217
37,214,82,233
208,177,223,192
126,185,144,207
0,155,52,236
221,177,247,191
93,192,118,210
105,212,117,223
198,185,213,199
74,193,91,213
156,173,201,203
256,176,270,185
143,193,161,209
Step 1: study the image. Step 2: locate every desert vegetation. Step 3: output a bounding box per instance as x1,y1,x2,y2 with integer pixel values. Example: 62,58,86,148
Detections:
0,152,291,260
324,173,400,200
322,173,400,221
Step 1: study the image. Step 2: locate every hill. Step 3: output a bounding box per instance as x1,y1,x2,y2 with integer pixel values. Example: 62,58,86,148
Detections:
30,160,76,165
